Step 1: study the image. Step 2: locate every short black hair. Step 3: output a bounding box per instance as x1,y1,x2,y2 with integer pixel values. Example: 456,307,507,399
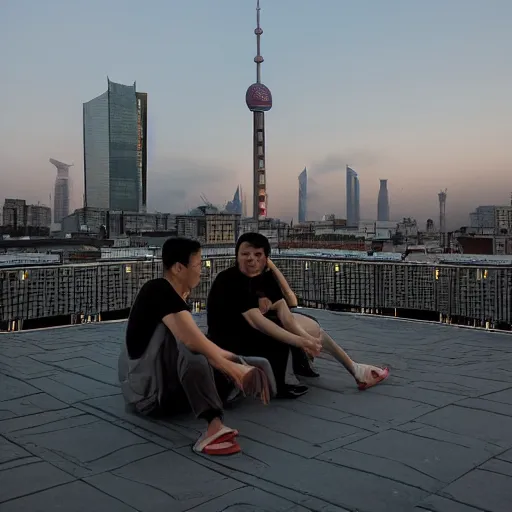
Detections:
162,237,201,270
235,232,271,257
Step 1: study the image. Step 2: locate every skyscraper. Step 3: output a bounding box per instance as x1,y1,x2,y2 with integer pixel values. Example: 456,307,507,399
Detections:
438,188,447,235
136,92,148,212
346,166,360,227
246,0,272,221
298,167,307,223
377,179,390,221
49,158,72,223
83,79,147,212
225,186,242,215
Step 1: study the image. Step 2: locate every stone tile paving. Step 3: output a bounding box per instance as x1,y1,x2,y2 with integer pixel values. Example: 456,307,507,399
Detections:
1,310,512,511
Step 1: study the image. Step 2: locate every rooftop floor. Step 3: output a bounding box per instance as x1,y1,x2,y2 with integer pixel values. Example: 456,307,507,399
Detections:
1,310,512,512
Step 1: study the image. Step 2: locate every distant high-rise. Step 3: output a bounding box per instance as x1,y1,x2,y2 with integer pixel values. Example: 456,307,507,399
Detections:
346,166,360,227
298,167,307,223
225,186,242,215
377,179,390,221
83,79,147,212
438,189,447,235
49,158,72,223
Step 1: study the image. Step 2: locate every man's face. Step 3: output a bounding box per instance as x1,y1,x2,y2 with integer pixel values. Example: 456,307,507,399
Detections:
177,250,202,290
237,242,267,277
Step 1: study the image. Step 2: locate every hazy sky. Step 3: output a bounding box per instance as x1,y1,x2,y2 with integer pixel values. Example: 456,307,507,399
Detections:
1,0,511,228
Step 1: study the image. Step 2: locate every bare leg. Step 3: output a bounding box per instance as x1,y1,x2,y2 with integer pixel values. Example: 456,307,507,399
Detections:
292,313,356,376
292,313,389,389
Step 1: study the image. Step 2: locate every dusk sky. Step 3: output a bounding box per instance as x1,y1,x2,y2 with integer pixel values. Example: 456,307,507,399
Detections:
1,0,511,228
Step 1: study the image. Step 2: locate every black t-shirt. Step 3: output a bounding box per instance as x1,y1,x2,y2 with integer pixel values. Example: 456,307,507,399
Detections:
206,266,284,340
125,278,190,359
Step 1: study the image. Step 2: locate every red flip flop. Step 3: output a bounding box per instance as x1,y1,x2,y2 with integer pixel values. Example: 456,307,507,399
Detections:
202,439,241,456
355,365,390,391
193,427,241,456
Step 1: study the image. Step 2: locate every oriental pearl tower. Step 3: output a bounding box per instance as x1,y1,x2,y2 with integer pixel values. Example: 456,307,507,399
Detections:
246,0,272,221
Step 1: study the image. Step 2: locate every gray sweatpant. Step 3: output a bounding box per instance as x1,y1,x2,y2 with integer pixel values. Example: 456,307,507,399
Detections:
119,323,276,421
119,323,226,421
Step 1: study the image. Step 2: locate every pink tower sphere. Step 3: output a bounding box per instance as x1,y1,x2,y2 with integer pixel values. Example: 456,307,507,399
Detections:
245,83,273,112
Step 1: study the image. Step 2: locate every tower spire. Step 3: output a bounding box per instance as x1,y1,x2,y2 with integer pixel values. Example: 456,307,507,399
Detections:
246,0,272,221
255,0,263,84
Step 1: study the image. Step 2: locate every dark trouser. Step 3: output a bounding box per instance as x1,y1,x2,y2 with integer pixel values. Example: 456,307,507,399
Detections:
156,339,233,423
210,331,290,392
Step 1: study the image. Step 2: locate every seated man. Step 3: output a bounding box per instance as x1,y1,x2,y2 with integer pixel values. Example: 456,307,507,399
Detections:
207,232,389,393
118,237,271,456
207,233,323,399
260,256,389,390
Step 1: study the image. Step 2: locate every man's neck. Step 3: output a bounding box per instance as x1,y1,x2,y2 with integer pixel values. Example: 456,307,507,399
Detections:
164,275,189,300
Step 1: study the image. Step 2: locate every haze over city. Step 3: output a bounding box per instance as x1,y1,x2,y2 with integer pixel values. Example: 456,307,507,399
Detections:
1,0,511,229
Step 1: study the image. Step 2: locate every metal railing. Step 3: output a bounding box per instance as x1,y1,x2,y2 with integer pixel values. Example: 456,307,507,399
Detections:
1,256,511,331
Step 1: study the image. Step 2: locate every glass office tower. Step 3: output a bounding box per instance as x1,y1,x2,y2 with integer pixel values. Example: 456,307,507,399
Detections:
377,179,390,222
346,166,360,227
83,79,147,212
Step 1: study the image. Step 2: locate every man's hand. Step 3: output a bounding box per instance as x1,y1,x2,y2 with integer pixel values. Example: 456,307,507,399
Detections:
258,297,273,314
301,336,322,358
208,351,252,390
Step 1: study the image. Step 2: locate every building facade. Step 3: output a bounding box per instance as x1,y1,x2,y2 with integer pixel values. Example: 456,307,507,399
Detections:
298,167,307,223
2,199,51,234
346,166,360,227
61,207,174,238
83,79,147,212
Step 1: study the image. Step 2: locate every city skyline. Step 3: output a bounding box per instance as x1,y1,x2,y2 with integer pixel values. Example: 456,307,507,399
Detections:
1,0,511,228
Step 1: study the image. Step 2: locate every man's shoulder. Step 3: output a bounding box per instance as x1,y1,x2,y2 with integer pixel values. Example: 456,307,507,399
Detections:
214,266,238,282
209,266,240,298
138,277,170,297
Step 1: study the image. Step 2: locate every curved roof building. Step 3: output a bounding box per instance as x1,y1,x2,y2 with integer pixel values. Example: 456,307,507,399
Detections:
49,158,72,224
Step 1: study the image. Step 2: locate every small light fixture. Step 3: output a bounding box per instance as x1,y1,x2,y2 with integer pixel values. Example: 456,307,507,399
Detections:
434,269,439,280
205,260,211,268
125,265,132,274
334,264,340,273
20,270,29,281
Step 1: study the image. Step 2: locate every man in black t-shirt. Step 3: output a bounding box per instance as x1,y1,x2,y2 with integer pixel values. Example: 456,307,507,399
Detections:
207,233,322,398
207,233,390,394
119,237,270,456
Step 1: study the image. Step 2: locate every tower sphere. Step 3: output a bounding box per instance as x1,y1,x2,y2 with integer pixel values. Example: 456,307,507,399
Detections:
245,83,272,112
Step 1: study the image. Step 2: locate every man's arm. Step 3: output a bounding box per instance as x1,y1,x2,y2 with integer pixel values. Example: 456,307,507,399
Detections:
163,310,227,362
242,307,308,348
162,310,251,389
266,259,298,308
271,299,320,346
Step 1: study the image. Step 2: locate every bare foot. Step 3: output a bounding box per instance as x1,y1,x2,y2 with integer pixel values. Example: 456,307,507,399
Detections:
353,363,390,390
206,417,225,438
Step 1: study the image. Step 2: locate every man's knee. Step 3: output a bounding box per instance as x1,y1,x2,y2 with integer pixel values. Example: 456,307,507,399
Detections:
177,346,211,380
295,314,321,337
